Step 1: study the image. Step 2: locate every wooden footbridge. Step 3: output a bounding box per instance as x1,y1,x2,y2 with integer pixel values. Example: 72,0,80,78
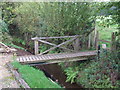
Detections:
1,31,117,65
16,35,98,64
16,51,97,64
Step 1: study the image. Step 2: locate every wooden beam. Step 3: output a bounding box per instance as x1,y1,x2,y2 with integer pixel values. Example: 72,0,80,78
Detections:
7,63,30,88
98,39,111,43
88,34,91,49
29,58,88,65
38,39,74,52
39,36,78,55
34,40,39,55
73,37,80,51
111,32,116,51
95,31,99,50
31,35,80,40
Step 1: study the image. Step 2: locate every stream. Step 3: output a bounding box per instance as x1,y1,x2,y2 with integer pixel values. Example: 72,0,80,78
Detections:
34,64,82,88
14,45,82,88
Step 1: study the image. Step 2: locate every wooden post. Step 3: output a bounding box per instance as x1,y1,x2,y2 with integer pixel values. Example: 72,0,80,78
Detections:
111,32,116,51
88,33,91,49
34,40,39,55
0,8,2,42
73,37,80,52
94,21,97,48
95,31,99,50
102,44,107,49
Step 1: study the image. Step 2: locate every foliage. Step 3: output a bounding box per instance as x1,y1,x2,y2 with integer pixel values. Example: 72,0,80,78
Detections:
64,67,79,84
0,2,16,25
12,37,26,46
7,2,100,52
0,19,12,43
96,15,117,27
63,51,120,88
5,43,25,50
12,61,61,88
98,24,118,47
13,3,95,41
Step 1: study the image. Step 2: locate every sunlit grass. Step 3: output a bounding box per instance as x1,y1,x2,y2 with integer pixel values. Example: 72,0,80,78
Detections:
12,61,61,88
97,24,118,47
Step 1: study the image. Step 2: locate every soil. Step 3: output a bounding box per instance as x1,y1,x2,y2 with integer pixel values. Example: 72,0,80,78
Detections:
0,53,20,89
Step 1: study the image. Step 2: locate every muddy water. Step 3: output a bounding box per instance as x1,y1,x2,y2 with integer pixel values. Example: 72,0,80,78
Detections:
35,64,82,88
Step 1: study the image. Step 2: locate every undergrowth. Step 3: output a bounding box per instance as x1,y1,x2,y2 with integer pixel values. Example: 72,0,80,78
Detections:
60,50,120,88
5,43,25,50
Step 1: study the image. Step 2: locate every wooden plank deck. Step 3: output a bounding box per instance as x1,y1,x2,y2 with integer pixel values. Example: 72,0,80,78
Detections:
16,50,97,64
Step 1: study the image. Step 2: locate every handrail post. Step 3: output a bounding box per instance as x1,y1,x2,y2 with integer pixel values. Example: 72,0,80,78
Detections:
88,34,91,49
73,36,80,51
95,31,99,50
111,32,116,51
34,40,39,55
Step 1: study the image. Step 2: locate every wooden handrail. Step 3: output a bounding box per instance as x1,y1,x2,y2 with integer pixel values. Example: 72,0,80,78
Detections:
31,35,80,40
32,35,81,55
38,39,74,52
97,39,111,43
39,36,78,55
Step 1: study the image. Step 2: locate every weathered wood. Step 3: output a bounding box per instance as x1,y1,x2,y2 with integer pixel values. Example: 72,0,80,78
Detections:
38,39,74,52
34,40,39,55
7,63,30,88
39,36,78,55
16,50,97,64
111,32,116,51
94,23,97,48
31,35,80,40
88,34,91,49
73,37,80,51
98,39,111,43
95,31,99,50
30,58,88,65
0,42,17,52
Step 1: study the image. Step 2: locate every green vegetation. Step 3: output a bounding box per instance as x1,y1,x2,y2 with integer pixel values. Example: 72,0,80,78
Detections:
1,1,119,88
61,51,120,88
0,19,12,43
5,43,25,50
64,67,79,84
98,24,118,47
12,61,61,88
96,15,119,47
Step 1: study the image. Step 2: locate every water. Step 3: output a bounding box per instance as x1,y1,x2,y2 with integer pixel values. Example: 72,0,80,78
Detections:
34,63,82,88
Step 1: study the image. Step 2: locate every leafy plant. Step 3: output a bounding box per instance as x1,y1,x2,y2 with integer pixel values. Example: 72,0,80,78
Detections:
0,19,12,43
64,67,79,84
76,51,119,88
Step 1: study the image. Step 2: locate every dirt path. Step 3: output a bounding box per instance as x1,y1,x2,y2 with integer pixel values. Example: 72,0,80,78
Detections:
0,53,20,89
0,48,32,89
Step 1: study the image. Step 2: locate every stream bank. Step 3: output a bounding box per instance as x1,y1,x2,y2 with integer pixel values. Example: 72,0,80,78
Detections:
15,48,82,88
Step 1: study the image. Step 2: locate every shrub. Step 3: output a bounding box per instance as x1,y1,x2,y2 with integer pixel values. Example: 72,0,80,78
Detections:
76,51,119,88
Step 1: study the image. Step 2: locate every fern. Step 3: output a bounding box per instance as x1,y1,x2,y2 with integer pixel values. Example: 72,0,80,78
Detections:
64,67,78,84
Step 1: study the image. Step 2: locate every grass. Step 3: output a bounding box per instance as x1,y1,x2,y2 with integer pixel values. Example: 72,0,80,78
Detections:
97,24,118,47
5,43,25,50
12,61,61,88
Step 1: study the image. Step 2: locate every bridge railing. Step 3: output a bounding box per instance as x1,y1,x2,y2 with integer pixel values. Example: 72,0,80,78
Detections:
32,35,81,55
